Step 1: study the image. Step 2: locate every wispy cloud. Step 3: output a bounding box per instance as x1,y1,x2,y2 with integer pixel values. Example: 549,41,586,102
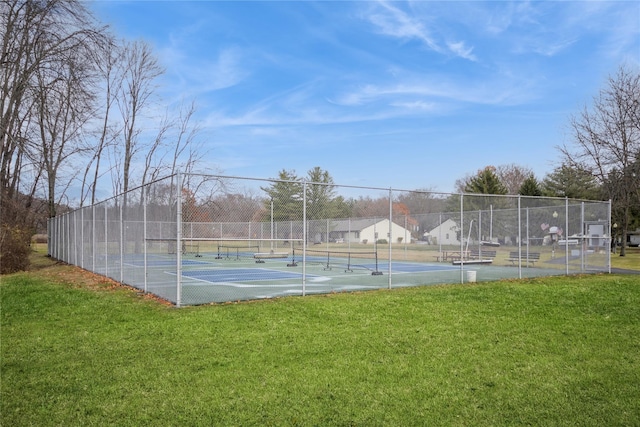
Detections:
333,74,535,109
363,1,477,61
366,1,440,51
161,46,249,98
446,40,477,61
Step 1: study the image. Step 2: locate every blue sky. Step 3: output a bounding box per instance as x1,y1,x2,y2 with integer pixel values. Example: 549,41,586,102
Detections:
90,0,640,193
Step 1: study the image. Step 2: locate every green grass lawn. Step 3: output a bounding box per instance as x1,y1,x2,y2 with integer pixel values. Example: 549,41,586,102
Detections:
2,250,639,426
611,245,640,270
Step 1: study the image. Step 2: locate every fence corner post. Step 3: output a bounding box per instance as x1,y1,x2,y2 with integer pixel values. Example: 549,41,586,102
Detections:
176,172,183,307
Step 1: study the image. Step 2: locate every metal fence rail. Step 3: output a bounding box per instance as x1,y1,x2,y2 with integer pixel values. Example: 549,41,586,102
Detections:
48,173,612,306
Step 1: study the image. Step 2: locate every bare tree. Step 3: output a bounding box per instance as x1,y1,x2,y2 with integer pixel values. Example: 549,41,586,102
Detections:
496,163,535,195
157,101,205,194
34,39,98,217
1,0,106,219
140,108,172,188
116,39,163,195
80,37,122,206
396,187,444,215
561,65,640,256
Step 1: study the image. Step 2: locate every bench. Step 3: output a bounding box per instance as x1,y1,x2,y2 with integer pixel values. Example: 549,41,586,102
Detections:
469,249,496,260
507,251,540,266
254,252,289,263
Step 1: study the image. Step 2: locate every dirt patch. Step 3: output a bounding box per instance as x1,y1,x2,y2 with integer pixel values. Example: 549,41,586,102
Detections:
24,248,173,306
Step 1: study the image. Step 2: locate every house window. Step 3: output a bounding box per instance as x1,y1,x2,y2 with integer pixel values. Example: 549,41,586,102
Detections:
355,232,360,238
446,233,449,240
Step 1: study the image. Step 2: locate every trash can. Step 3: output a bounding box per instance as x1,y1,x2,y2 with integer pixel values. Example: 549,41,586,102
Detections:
466,270,477,283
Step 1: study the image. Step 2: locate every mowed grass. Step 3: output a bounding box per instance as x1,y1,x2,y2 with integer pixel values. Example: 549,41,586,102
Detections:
612,245,640,270
1,251,639,426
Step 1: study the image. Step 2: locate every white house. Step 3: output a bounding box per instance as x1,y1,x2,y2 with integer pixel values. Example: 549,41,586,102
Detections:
423,218,460,245
320,218,413,244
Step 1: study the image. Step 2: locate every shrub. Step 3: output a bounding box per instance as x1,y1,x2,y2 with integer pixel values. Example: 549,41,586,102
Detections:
0,225,31,274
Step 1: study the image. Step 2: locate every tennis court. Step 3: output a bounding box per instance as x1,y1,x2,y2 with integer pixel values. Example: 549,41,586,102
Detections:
48,173,612,306
134,249,563,305
121,242,603,305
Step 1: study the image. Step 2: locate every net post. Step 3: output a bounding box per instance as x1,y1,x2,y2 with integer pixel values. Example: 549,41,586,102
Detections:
371,249,383,275
287,247,298,267
345,251,352,273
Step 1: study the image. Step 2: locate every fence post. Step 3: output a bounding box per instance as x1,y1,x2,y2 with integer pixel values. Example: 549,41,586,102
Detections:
176,172,183,307
517,196,522,279
80,208,84,269
388,188,392,289
143,185,148,294
76,210,79,266
92,204,96,273
460,194,464,283
608,199,612,274
119,196,124,284
525,205,530,271
565,197,569,275
65,213,69,263
302,181,307,297
580,202,585,272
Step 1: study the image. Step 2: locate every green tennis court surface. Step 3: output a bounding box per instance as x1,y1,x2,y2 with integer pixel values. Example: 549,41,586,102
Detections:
139,252,566,305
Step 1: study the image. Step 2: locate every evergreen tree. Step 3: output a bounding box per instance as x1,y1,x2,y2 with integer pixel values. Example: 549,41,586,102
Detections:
465,166,508,195
261,169,303,221
306,166,338,220
519,175,542,196
541,164,600,200
261,167,351,222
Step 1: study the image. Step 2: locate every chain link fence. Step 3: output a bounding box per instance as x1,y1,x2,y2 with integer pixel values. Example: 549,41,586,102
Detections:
48,173,612,306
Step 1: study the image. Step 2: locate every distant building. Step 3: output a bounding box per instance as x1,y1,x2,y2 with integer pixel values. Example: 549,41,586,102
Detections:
423,218,460,245
311,218,413,244
628,228,640,247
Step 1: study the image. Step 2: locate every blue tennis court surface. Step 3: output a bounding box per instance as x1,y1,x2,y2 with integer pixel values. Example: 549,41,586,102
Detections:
182,268,314,283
